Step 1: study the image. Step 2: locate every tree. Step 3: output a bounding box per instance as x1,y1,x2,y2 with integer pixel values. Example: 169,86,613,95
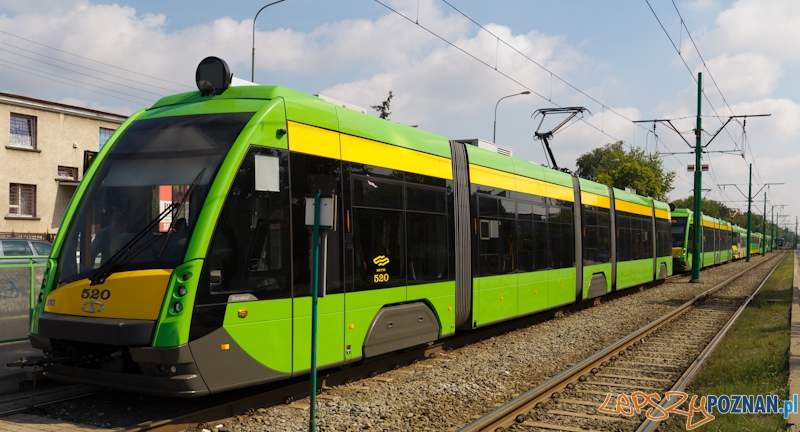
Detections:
575,141,675,202
371,91,393,120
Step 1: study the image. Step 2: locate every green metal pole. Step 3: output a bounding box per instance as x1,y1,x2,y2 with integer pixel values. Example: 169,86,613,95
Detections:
746,164,752,262
771,207,775,253
691,72,703,282
762,193,767,254
309,192,321,432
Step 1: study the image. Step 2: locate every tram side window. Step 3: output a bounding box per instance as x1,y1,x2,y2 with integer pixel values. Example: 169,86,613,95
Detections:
204,147,291,302
517,202,548,271
291,153,344,297
656,219,671,257
407,184,448,283
353,208,405,290
582,206,611,266
548,205,574,269
616,212,653,261
478,196,516,275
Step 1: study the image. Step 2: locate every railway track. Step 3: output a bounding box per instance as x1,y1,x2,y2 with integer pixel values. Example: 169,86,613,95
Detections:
458,252,786,432
2,257,765,431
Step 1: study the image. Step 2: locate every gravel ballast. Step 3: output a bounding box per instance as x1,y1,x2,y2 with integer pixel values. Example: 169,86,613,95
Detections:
194,256,773,432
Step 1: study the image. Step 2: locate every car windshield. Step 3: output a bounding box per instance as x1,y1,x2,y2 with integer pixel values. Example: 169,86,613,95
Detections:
671,217,687,247
32,242,52,255
55,112,253,287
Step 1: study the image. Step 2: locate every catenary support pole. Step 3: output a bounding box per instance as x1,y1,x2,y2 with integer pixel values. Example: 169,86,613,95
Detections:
746,164,752,262
762,193,767,253
691,72,703,282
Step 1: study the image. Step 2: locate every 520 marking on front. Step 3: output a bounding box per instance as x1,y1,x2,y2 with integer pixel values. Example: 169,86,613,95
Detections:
81,288,111,300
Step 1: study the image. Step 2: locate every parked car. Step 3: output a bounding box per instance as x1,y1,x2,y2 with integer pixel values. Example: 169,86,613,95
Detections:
0,238,52,265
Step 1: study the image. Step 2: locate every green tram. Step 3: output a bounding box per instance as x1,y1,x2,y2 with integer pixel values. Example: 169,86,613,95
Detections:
29,58,673,396
670,208,764,272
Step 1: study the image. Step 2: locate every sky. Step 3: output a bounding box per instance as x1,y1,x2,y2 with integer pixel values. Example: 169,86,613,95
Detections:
0,0,798,231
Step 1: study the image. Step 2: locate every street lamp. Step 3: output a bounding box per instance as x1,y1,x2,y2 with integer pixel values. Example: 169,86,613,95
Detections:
493,90,531,143
252,0,287,82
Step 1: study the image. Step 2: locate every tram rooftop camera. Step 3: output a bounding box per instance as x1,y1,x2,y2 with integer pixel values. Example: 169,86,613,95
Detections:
196,56,232,96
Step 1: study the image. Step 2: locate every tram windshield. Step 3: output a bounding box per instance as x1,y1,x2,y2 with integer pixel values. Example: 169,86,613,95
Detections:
56,112,253,287
671,217,687,247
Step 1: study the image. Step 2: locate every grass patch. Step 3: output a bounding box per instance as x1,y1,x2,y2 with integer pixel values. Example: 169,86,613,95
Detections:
665,254,794,431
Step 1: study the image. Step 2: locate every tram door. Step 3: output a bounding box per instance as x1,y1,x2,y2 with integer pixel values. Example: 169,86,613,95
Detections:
290,154,346,373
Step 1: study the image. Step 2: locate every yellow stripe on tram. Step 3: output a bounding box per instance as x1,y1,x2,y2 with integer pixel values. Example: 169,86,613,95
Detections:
581,192,611,209
341,134,453,180
655,209,670,220
615,200,652,217
471,164,575,202
287,121,341,160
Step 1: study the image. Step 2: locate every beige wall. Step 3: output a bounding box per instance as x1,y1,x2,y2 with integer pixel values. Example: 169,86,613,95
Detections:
0,96,126,236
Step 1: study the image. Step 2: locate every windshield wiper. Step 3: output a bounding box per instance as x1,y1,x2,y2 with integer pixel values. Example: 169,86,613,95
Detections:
89,167,208,285
158,167,206,257
89,201,177,285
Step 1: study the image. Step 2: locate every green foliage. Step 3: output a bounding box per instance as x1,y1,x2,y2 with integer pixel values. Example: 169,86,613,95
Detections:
371,90,393,120
678,255,793,431
575,141,675,201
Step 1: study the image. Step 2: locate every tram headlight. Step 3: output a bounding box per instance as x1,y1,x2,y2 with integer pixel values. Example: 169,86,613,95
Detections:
173,302,183,313
177,286,187,297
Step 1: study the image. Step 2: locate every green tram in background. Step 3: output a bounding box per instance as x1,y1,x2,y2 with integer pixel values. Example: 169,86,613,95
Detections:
29,58,673,396
670,208,764,272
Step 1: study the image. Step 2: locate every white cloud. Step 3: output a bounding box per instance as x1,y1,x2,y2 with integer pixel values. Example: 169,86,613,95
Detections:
702,52,782,100
709,0,800,61
685,0,720,12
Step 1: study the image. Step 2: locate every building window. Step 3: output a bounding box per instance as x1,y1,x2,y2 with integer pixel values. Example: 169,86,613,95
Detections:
9,183,36,217
99,127,115,150
10,114,36,149
57,166,79,181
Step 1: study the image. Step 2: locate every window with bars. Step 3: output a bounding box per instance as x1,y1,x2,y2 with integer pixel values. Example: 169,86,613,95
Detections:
57,166,79,181
9,184,36,217
99,127,115,150
9,114,37,149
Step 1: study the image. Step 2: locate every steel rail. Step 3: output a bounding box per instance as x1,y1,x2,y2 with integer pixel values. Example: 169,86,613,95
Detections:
458,253,784,432
0,387,108,417
635,252,788,432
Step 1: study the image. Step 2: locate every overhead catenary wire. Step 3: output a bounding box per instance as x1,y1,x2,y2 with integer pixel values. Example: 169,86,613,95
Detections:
372,0,626,147
431,0,737,194
0,30,189,89
646,0,762,178
0,40,186,94
0,60,151,105
0,46,169,97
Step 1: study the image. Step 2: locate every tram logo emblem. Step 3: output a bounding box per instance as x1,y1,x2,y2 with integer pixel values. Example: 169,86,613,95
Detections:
81,301,105,313
373,255,390,266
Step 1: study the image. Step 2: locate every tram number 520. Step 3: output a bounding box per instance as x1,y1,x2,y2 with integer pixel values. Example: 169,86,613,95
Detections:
374,273,390,283
81,288,111,300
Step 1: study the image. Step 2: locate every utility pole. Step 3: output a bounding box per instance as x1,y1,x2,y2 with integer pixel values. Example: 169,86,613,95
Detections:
746,164,752,261
636,75,769,282
691,72,703,282
762,193,767,253
719,175,781,261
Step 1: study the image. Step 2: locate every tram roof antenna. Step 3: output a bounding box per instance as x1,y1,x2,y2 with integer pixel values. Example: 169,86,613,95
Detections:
532,107,590,172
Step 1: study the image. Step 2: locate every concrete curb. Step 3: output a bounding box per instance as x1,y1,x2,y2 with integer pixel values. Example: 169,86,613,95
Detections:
788,250,800,431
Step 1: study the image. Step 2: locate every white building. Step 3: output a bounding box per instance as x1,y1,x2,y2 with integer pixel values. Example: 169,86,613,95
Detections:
1,93,127,237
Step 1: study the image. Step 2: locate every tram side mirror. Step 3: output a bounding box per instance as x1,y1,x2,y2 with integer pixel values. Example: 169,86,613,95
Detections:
210,270,222,286
669,203,676,212
196,56,232,96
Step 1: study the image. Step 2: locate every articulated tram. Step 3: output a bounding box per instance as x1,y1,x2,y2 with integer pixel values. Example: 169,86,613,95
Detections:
670,208,766,272
29,58,673,396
